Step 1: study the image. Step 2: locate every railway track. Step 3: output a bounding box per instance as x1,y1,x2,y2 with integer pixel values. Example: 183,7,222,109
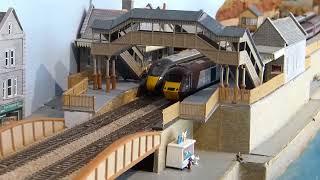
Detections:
0,96,162,175
27,104,168,180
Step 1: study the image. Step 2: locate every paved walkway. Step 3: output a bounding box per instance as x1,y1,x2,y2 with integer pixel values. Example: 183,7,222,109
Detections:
118,151,236,180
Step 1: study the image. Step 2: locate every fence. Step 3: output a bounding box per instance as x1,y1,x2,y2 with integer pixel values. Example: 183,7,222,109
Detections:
62,78,95,112
219,73,285,104
0,118,65,158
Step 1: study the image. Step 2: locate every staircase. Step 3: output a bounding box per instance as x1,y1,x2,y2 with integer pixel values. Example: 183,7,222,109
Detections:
116,31,147,80
197,31,263,87
243,52,261,86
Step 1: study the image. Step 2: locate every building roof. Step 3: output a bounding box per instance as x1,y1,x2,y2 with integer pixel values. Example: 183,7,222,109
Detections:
80,5,126,39
247,5,263,17
0,12,6,23
0,8,23,32
92,8,247,38
272,15,306,45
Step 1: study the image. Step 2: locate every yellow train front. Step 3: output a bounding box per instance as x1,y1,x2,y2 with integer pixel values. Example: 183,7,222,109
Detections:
146,49,202,93
162,58,219,101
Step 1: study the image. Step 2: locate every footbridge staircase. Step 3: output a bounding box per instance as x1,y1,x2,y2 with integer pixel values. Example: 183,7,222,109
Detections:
91,8,264,87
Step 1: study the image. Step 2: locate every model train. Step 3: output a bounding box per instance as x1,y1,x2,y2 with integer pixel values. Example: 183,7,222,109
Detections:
297,12,320,39
162,58,219,100
146,49,203,92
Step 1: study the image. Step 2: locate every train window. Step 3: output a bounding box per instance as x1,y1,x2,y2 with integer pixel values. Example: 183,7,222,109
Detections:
165,73,183,82
211,67,217,81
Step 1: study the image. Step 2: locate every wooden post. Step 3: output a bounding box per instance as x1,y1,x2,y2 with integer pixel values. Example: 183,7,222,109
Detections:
10,128,15,152
111,58,117,90
93,56,98,90
220,65,224,87
235,66,239,88
225,65,230,87
106,57,111,92
97,56,102,89
234,66,240,103
241,66,246,89
0,133,3,157
259,66,265,84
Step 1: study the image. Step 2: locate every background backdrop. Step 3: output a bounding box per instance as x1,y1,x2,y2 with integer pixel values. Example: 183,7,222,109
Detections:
0,0,224,116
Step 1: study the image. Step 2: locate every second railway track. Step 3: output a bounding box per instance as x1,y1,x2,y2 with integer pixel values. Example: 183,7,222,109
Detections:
0,96,163,175
27,104,168,180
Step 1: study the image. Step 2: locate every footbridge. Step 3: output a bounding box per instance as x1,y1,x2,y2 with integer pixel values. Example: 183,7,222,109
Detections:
90,8,265,87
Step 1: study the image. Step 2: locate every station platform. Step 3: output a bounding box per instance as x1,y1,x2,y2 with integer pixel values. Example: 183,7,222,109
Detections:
180,84,219,123
64,80,140,128
85,80,140,112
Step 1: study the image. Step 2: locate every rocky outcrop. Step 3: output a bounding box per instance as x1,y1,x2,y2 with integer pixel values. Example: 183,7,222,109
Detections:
216,0,282,21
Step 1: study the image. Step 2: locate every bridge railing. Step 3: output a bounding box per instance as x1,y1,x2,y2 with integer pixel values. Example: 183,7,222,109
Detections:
74,131,161,180
0,118,65,158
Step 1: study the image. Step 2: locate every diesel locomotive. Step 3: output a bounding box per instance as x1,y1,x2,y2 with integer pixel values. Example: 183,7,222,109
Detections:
146,49,202,92
162,58,219,100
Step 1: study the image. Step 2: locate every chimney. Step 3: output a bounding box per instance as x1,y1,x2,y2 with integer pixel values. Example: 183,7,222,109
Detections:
122,0,134,10
163,3,167,10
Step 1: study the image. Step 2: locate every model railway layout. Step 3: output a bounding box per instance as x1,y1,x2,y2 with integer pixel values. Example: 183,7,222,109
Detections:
27,107,167,180
0,96,166,176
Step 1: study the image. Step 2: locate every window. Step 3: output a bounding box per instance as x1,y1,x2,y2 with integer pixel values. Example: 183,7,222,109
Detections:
8,23,12,34
14,78,17,95
4,50,15,67
10,50,15,66
5,50,9,67
2,78,17,99
242,17,258,26
7,79,12,97
271,65,282,75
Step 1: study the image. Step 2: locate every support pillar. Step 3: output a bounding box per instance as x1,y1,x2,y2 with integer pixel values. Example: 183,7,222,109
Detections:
235,66,239,89
97,56,102,89
220,65,224,87
241,66,246,89
224,65,230,87
259,67,265,84
234,66,240,103
93,56,98,90
106,57,111,92
111,58,117,90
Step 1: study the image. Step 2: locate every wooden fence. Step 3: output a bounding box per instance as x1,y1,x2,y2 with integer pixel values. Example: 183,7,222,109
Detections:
0,118,65,158
63,78,95,112
162,102,180,125
68,70,93,89
74,132,161,180
306,39,320,57
220,73,285,104
305,56,312,69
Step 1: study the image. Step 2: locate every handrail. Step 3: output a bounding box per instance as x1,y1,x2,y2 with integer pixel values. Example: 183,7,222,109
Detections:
64,78,88,96
74,131,161,180
63,78,95,112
